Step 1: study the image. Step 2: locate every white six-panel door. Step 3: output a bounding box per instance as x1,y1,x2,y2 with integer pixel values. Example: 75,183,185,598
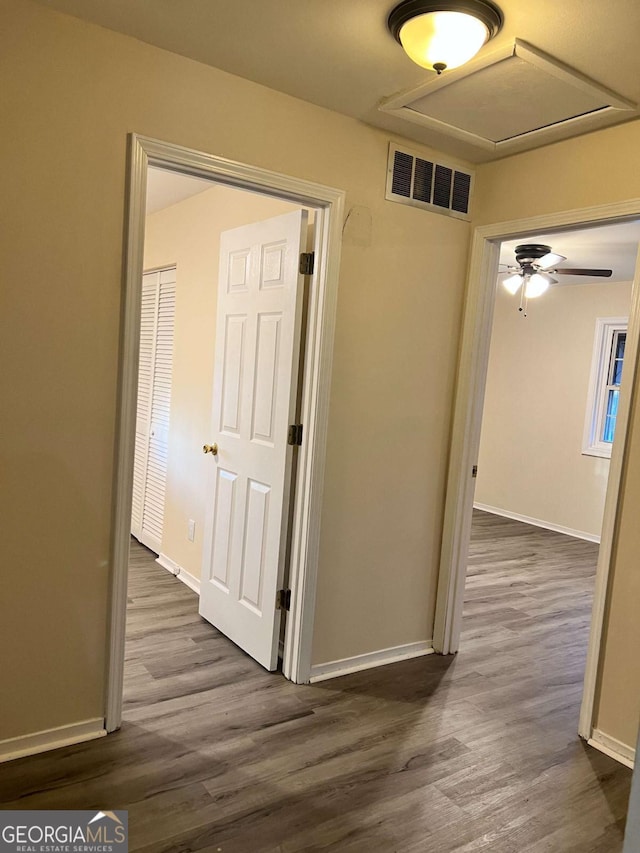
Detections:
199,210,307,670
131,267,176,554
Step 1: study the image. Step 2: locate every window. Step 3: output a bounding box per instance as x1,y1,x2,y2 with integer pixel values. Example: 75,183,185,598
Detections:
583,317,628,458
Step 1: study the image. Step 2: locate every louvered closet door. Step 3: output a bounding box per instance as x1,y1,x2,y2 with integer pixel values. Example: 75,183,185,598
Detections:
131,267,176,554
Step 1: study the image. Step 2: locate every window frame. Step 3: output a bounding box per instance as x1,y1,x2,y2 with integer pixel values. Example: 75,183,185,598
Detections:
583,317,628,458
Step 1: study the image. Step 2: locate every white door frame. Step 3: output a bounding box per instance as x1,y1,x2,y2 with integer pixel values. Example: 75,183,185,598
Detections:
106,134,344,732
433,199,640,741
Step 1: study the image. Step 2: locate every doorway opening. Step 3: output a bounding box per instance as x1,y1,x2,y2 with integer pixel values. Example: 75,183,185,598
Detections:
474,221,638,547
434,203,640,753
107,136,345,732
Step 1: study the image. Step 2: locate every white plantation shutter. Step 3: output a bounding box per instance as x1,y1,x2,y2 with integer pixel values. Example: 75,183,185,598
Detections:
131,267,176,553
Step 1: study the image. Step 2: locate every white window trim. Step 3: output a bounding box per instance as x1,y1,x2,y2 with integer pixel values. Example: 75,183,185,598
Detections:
583,317,628,458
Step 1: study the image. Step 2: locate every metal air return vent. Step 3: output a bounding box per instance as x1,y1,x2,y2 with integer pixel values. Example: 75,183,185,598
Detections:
386,144,473,220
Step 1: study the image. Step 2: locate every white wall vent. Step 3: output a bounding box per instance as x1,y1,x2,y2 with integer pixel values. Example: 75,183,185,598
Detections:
386,143,473,220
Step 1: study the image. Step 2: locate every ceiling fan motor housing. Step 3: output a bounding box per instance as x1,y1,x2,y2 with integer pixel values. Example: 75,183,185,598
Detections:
514,244,552,264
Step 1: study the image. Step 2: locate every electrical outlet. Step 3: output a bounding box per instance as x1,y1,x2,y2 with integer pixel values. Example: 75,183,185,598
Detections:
187,519,196,542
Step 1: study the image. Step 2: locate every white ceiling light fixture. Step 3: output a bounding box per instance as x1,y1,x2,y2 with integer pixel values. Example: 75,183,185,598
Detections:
387,0,503,75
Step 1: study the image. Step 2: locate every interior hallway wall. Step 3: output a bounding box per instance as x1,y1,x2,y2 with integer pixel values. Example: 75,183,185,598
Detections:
475,280,632,540
143,183,301,584
474,124,640,754
1,0,470,744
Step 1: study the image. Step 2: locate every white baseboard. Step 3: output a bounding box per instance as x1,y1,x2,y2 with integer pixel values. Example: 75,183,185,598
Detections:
0,718,106,764
309,641,434,683
473,502,601,544
156,553,201,595
589,729,636,769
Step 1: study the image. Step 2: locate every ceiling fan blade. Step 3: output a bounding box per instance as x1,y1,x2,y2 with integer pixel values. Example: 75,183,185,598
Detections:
538,252,566,269
555,267,613,277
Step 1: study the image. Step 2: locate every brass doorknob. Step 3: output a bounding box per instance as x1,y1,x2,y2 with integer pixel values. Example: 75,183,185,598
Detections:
203,443,218,456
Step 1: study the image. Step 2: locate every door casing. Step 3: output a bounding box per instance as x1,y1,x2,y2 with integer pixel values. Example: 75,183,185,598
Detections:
433,199,640,742
106,134,344,732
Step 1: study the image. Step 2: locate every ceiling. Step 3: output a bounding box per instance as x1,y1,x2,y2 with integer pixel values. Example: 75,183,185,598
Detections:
146,167,212,214
33,0,640,163
499,220,640,285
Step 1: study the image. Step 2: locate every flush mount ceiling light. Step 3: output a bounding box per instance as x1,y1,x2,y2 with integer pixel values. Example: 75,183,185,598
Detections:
387,0,503,74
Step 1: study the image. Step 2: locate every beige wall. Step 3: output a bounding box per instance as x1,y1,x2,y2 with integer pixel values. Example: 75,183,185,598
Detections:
143,184,301,583
4,0,638,756
476,281,632,539
474,127,640,752
1,0,470,742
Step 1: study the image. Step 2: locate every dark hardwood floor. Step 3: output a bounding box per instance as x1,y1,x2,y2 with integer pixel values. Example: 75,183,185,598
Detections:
0,512,631,851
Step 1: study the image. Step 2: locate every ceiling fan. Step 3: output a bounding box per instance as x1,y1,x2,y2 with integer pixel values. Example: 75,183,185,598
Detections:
500,243,613,315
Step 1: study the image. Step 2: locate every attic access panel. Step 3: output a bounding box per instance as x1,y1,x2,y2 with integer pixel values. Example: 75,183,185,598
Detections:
380,41,635,157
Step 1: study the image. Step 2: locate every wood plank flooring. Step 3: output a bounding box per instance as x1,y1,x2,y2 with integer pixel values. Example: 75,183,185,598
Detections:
0,512,631,851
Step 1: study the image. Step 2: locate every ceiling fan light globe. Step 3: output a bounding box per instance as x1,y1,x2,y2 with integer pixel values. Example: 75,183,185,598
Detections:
502,273,523,294
525,272,555,298
399,11,489,71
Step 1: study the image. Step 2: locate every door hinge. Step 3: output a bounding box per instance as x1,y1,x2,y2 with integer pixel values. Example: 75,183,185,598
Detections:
276,588,291,611
287,423,303,446
299,252,315,275
472,465,478,478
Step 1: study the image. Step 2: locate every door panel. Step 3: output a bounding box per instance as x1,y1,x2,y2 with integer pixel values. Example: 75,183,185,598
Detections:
200,210,307,670
220,315,246,434
252,313,282,444
211,468,237,590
